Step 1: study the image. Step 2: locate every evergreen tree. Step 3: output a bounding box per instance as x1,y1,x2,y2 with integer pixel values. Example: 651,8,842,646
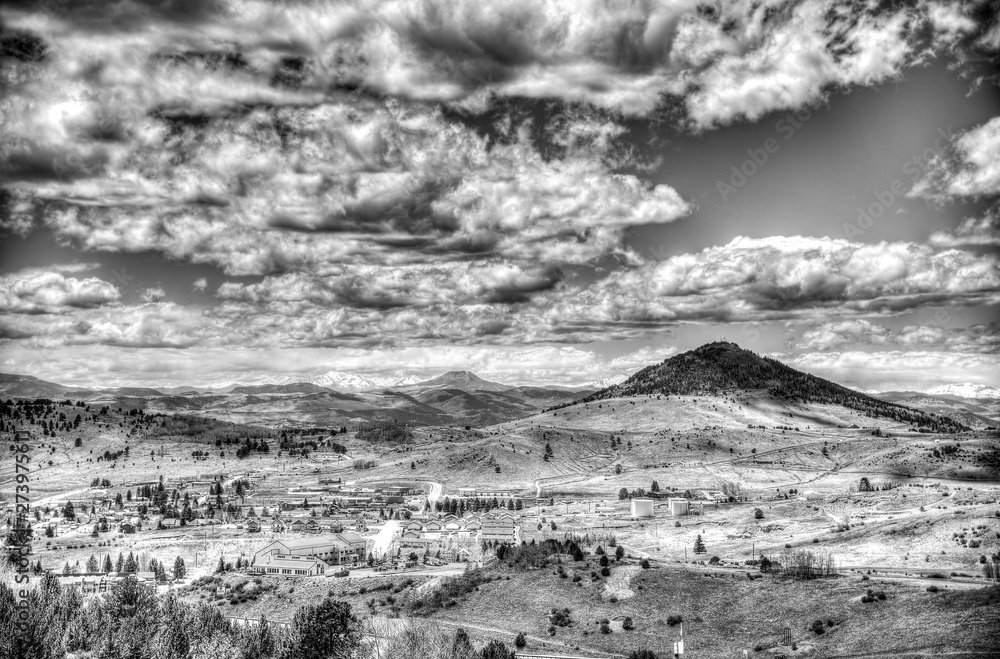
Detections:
286,597,361,659
450,628,476,659
103,554,113,573
173,556,186,579
115,553,124,573
694,534,706,554
87,554,99,573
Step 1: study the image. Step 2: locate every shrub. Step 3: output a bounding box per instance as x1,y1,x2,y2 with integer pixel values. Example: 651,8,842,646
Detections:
860,589,887,603
640,558,650,569
810,620,825,635
926,585,940,593
622,616,634,630
600,619,612,634
666,614,682,626
754,508,764,519
601,566,611,577
514,632,526,648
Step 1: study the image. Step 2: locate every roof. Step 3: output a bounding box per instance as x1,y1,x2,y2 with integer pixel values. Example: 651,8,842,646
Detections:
276,537,351,551
256,556,327,570
336,531,365,544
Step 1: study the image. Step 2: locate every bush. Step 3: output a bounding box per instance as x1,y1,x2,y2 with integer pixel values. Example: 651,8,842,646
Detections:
514,632,526,648
600,619,612,634
810,619,825,635
666,614,682,626
860,589,887,603
622,616,634,630
640,558,650,569
754,508,764,519
600,566,611,577
926,585,939,593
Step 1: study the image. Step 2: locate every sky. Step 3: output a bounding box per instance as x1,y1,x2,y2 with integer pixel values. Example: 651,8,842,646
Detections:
0,0,998,392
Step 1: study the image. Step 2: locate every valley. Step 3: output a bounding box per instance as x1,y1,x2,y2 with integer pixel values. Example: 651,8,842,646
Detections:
2,343,999,658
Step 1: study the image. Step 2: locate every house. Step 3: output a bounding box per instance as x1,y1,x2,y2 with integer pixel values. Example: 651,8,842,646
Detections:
306,519,321,534
290,519,306,533
271,518,286,533
457,487,477,497
246,519,261,533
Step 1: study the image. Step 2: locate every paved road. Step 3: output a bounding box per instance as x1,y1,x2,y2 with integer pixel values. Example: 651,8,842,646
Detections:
370,519,399,557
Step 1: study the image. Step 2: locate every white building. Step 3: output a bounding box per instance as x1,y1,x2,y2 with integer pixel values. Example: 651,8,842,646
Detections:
631,498,654,518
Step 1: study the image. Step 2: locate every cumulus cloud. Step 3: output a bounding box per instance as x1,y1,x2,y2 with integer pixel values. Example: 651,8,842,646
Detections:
139,286,166,303
798,318,1000,353
913,116,1000,200
542,236,1000,329
0,269,120,313
785,349,1000,393
929,206,1000,249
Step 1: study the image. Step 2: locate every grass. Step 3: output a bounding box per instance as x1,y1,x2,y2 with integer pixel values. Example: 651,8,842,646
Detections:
420,561,1000,658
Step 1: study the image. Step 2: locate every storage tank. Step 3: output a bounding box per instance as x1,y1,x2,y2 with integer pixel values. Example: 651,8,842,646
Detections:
631,498,654,518
668,498,690,516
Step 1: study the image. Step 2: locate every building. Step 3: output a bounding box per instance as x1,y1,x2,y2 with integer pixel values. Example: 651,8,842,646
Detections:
252,533,367,569
251,554,328,577
631,498,654,518
668,498,690,516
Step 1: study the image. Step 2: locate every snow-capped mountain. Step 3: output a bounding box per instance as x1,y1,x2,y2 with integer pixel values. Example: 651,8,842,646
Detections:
312,371,379,391
927,383,1000,399
391,374,426,387
234,371,430,392
582,374,628,389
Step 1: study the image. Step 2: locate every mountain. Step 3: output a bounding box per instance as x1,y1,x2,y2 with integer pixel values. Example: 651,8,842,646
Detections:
404,371,512,393
583,341,968,433
228,383,332,395
872,390,1000,429
246,371,430,391
312,371,379,391
581,374,627,389
389,374,426,387
0,373,83,398
927,383,1000,399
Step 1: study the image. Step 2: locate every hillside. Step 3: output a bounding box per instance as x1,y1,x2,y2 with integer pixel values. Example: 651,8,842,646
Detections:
581,342,969,434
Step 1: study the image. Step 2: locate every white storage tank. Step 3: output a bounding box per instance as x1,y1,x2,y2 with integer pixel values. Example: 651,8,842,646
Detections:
668,498,690,516
631,498,654,518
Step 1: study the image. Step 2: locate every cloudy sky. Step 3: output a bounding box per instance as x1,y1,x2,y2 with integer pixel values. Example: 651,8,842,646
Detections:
1,0,998,391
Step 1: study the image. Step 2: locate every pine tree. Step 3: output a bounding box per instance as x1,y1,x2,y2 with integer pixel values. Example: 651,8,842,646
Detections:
87,554,99,573
694,534,706,554
115,553,124,573
173,556,186,580
124,552,138,573
217,556,226,573
103,554,113,573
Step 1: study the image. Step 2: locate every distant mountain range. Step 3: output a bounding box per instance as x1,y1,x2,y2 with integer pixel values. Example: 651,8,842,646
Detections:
926,383,1000,400
1,345,987,430
0,370,592,427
